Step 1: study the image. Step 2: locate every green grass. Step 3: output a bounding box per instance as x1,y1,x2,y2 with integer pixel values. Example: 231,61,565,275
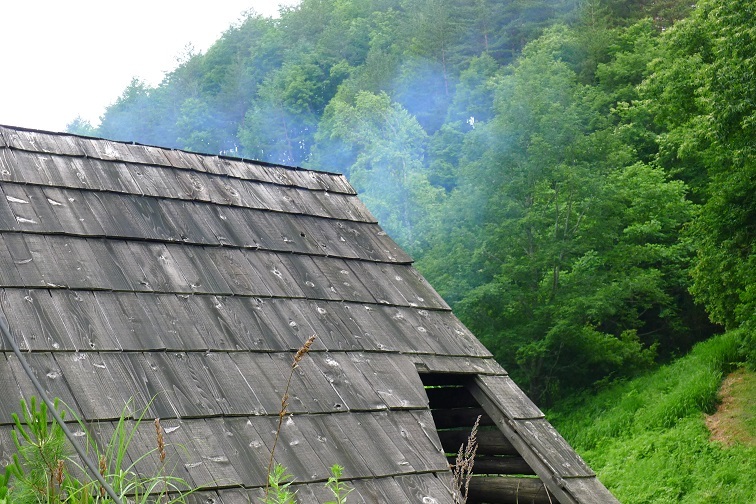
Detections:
548,329,756,504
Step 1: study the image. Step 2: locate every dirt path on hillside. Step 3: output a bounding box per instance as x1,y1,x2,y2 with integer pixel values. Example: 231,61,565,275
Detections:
705,368,755,447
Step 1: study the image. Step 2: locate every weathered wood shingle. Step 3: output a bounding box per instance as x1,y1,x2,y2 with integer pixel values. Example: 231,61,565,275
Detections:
0,125,618,503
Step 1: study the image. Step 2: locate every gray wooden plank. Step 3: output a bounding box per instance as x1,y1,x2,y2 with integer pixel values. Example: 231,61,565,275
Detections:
0,289,75,351
216,487,265,504
302,216,360,259
348,221,413,264
49,289,119,351
52,352,133,420
561,476,621,504
415,310,492,357
203,247,271,296
85,239,137,291
245,352,309,415
232,177,282,213
281,352,348,413
475,375,544,420
181,295,249,351
2,233,45,287
82,190,143,238
128,163,182,199
315,191,376,223
306,414,375,479
174,169,213,202
394,472,455,504
163,149,208,172
267,414,332,482
39,236,107,290
50,155,97,189
293,300,362,352
0,148,32,185
159,352,226,417
77,137,120,161
411,355,506,376
0,187,19,232
253,297,322,351
208,176,246,207
353,353,429,409
220,416,278,486
255,211,323,255
350,476,418,504
129,195,183,242
1,184,63,233
7,352,80,414
4,128,41,152
283,254,339,301
289,412,370,480
308,352,387,412
124,353,180,419
0,237,24,285
97,292,167,350
96,240,147,291
180,418,240,488
240,182,287,214
96,160,143,194
123,418,198,488
95,192,162,240
227,351,292,413
157,199,219,245
337,303,405,353
0,353,24,424
350,261,448,309
511,419,595,478
139,144,173,166
341,260,408,306
168,246,234,295
204,205,261,247
225,206,280,250
342,412,418,476
224,296,288,351
134,293,207,351
127,242,192,293
198,352,267,416
327,303,373,351
251,252,306,299
42,187,107,236
310,257,375,303
375,409,448,473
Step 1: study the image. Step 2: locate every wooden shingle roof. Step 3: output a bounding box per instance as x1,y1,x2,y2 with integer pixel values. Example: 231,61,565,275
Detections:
0,125,618,503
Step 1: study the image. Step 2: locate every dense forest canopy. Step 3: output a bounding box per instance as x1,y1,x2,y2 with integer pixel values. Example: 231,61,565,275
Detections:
69,0,755,404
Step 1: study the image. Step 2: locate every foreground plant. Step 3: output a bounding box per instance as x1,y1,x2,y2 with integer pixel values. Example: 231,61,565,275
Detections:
451,415,480,504
5,396,193,503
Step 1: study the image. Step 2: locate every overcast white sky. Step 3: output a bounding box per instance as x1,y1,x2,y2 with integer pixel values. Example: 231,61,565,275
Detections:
0,1,300,133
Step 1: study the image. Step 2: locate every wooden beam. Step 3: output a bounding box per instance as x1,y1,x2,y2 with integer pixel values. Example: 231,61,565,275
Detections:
431,407,494,429
448,455,535,476
438,429,518,456
467,476,554,504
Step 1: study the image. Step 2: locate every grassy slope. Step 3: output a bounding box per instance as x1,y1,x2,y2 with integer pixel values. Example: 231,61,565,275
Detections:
548,330,756,503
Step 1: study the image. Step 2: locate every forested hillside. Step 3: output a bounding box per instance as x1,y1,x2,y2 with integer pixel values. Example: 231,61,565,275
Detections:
70,0,754,404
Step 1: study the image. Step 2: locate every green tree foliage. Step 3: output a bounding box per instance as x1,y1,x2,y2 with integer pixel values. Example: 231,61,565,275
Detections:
635,0,755,363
